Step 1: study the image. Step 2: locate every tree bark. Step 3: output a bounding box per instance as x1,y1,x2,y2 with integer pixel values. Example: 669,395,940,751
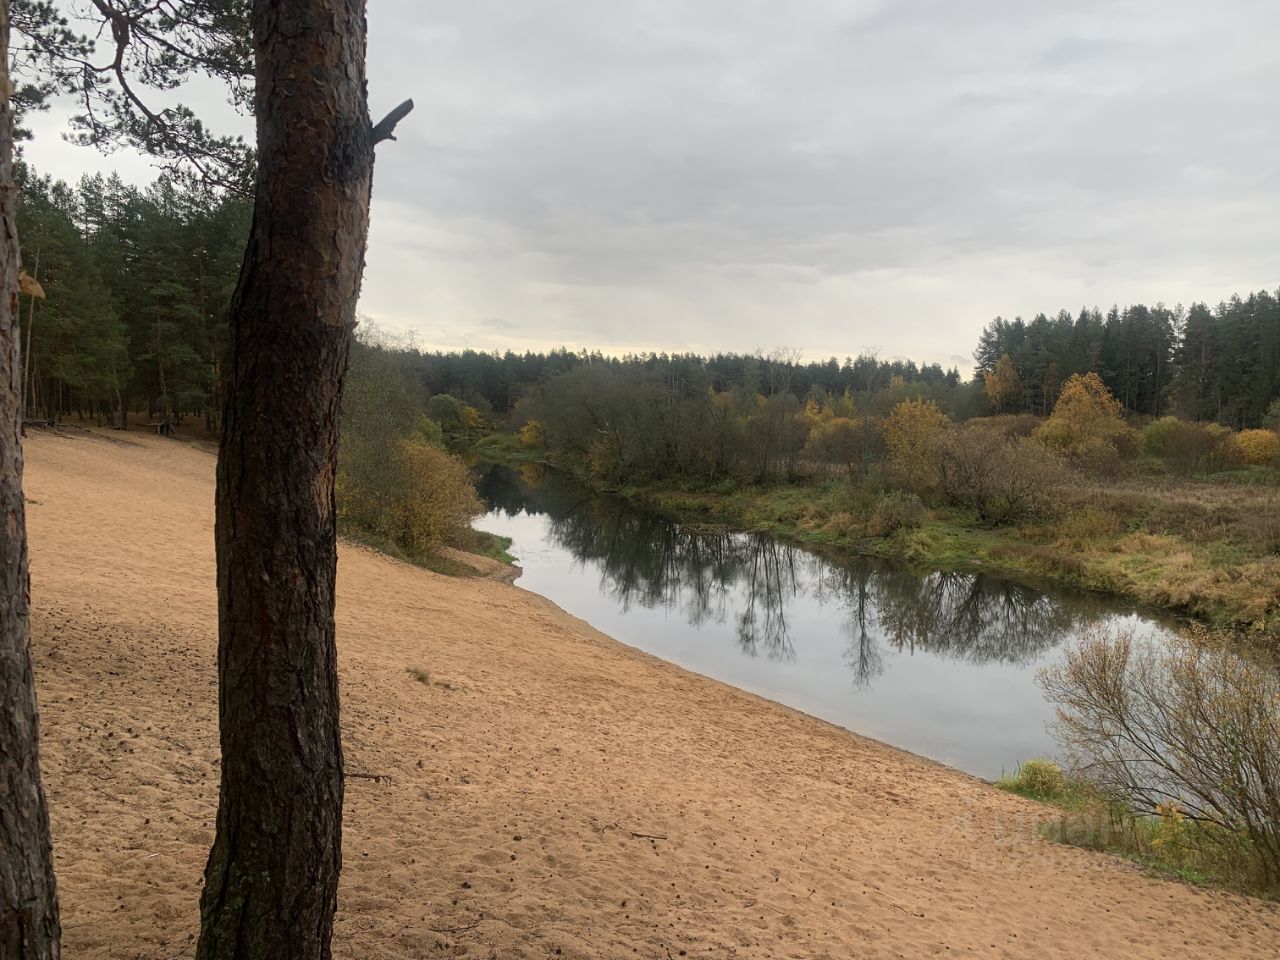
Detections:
196,1,377,956
0,1,62,955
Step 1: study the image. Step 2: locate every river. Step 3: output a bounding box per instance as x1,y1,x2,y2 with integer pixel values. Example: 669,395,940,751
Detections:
474,462,1171,780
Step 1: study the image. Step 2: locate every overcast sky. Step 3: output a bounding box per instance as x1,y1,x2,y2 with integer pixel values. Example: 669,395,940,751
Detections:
22,0,1280,369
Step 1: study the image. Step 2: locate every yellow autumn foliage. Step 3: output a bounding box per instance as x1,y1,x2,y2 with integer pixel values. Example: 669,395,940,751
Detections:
385,439,484,554
883,398,950,494
338,437,482,556
1034,372,1137,472
983,353,1022,414
518,419,546,449
1236,429,1280,466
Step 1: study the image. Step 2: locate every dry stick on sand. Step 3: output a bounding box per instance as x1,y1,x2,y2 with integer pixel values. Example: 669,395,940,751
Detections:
629,831,668,840
348,771,393,783
427,918,483,934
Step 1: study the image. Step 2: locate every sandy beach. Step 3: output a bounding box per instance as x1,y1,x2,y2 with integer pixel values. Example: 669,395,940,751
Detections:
24,429,1279,958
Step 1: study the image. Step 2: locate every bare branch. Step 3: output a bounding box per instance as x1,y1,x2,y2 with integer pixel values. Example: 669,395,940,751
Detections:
372,98,414,144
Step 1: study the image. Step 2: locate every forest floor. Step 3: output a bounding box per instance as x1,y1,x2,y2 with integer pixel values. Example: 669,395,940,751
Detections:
26,428,1280,959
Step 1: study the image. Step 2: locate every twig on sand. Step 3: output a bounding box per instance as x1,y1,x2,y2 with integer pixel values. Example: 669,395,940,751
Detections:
62,917,107,930
629,831,668,840
427,918,483,934
348,771,393,784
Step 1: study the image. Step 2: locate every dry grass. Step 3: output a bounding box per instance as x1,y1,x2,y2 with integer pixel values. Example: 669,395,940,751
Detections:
988,541,1089,578
1050,506,1125,547
1022,475,1280,629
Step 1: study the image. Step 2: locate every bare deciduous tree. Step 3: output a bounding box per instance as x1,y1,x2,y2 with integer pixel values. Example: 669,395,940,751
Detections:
1043,626,1280,880
938,425,1067,526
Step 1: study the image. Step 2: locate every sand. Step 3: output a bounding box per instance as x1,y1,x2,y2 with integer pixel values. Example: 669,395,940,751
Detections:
23,428,1279,959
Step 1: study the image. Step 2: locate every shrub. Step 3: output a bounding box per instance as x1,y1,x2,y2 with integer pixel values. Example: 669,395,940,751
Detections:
425,392,464,429
1143,417,1206,473
518,418,546,449
867,490,925,537
883,398,949,496
938,426,1068,526
415,415,445,448
965,413,1041,438
802,416,862,478
1143,417,1244,475
1203,423,1244,471
1041,625,1280,882
1263,400,1280,432
1236,429,1280,466
998,758,1069,801
338,437,483,557
424,393,486,435
385,439,484,553
586,434,623,482
1034,373,1138,474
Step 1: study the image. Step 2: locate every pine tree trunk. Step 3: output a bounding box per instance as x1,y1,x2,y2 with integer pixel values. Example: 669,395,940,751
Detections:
0,2,62,954
196,1,377,956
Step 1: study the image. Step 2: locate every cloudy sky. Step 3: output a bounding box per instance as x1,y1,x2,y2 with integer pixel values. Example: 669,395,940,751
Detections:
23,0,1280,369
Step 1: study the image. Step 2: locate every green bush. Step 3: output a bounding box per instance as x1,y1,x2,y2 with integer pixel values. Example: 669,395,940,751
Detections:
1143,417,1243,475
415,415,445,448
1262,400,1280,432
868,490,925,536
997,758,1069,801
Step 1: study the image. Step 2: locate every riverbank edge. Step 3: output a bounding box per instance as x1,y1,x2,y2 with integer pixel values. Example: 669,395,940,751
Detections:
337,523,521,582
470,441,1276,634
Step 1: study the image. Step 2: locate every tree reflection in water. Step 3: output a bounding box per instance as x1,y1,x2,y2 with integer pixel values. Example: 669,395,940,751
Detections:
476,464,1105,685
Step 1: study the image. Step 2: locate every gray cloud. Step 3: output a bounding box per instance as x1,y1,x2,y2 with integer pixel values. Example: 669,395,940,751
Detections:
23,1,1280,367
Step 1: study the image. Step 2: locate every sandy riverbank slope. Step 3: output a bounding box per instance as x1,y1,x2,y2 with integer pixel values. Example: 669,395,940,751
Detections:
24,429,1278,959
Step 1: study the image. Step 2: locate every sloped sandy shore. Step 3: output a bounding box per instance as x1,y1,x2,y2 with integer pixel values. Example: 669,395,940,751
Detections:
25,430,1278,958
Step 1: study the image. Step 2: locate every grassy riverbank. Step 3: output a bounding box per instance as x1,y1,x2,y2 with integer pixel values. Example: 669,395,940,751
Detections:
630,477,1280,631
472,434,1280,633
997,760,1279,898
339,524,516,578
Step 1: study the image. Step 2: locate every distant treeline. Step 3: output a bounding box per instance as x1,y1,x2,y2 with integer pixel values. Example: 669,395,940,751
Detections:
408,298,1280,432
974,298,1280,427
13,165,1279,436
412,348,969,419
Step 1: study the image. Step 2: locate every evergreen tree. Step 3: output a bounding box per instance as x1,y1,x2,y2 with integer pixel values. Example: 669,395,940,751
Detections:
973,291,1278,426
12,166,250,428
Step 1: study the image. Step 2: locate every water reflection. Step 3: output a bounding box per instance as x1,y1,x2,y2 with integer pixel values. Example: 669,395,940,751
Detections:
477,463,1178,777
478,463,1098,685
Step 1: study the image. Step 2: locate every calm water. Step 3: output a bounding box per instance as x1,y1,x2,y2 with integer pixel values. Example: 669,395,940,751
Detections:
475,463,1169,780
